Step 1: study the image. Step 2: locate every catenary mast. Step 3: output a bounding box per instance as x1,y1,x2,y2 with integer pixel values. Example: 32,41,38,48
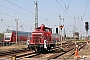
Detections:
34,1,38,29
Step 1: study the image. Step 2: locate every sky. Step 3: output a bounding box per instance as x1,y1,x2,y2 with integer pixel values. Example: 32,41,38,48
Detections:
0,0,90,37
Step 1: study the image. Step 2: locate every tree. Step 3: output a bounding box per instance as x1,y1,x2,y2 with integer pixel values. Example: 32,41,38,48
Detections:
0,33,4,42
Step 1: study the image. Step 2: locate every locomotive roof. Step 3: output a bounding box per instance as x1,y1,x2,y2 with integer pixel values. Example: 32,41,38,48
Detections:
36,26,52,29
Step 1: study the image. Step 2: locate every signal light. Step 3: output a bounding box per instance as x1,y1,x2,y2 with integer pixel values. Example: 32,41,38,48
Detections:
60,25,64,30
65,34,66,37
85,22,89,31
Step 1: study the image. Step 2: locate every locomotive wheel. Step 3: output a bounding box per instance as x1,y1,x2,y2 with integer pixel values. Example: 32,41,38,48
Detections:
41,48,47,53
35,48,47,53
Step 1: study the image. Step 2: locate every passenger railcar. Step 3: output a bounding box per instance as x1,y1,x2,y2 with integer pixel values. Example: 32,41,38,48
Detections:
3,29,31,44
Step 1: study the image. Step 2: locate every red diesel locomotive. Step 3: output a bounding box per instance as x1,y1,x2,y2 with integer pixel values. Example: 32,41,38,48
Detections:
28,24,57,52
3,29,31,44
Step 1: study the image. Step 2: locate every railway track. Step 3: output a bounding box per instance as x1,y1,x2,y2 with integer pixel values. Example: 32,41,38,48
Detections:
0,48,32,58
15,42,75,59
20,42,86,60
57,42,87,59
49,43,86,59
0,42,87,60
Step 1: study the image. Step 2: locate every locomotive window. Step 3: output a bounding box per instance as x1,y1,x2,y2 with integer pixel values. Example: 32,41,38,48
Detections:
45,29,49,32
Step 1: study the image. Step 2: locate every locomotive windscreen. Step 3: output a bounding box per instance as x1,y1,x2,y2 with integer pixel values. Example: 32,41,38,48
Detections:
4,33,12,40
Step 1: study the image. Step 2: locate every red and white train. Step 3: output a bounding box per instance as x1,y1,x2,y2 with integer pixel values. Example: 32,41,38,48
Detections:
3,29,31,45
28,24,59,52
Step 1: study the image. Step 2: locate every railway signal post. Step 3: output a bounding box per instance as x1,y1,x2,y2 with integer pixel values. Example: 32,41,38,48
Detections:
60,25,64,48
85,22,89,44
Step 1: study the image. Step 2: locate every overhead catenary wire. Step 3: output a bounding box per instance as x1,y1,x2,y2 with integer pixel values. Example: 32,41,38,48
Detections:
62,0,67,9
67,0,74,16
56,0,66,12
5,0,58,27
4,0,61,26
0,4,34,24
0,3,34,23
4,0,39,23
0,13,15,23
0,12,32,23
56,0,73,20
0,12,15,18
82,0,90,18
0,12,33,31
0,5,33,18
4,0,47,20
61,0,73,18
5,0,34,15
0,5,34,24
4,0,57,26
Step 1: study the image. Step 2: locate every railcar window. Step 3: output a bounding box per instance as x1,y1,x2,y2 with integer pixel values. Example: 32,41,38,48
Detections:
5,37,10,40
5,35,10,40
